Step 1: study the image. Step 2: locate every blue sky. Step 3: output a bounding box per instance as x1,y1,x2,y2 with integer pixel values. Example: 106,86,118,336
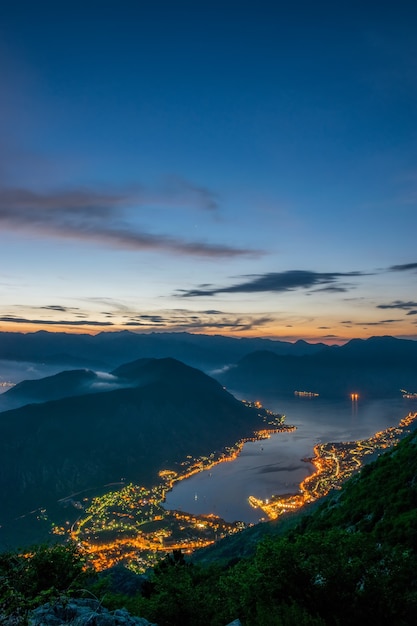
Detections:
0,0,416,342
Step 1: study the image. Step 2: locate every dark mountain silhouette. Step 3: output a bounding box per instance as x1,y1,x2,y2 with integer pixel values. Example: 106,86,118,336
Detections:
0,330,328,372
0,358,265,548
0,369,104,410
218,336,417,398
1,356,218,411
1,332,415,412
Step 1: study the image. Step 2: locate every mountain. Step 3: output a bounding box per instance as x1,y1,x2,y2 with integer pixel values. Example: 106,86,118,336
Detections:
0,330,328,372
218,336,417,398
3,334,416,409
0,369,112,411
0,358,265,548
0,353,233,411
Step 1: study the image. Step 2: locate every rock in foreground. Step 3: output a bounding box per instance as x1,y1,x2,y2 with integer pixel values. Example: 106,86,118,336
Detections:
29,598,156,626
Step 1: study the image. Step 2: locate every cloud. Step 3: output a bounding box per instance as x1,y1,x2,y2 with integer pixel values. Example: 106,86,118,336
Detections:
40,305,80,312
377,300,417,310
121,314,275,332
341,319,401,326
0,304,276,334
124,314,166,325
0,315,114,326
313,286,349,293
389,262,417,272
178,270,366,297
0,185,257,258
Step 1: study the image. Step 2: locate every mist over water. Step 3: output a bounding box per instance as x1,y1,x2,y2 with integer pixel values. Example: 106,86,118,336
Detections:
0,360,64,389
164,394,417,523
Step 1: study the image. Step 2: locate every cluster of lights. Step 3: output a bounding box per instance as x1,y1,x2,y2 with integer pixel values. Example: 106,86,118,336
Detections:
51,405,417,572
249,411,417,520
65,404,291,571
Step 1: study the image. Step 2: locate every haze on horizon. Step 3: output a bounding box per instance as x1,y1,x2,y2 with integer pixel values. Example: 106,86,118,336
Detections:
1,1,416,344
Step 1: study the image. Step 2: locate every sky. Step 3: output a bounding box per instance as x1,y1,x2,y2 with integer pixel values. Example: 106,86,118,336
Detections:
0,0,416,343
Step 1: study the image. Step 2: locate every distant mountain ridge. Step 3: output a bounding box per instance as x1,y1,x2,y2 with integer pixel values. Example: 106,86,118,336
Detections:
218,335,417,398
0,329,329,371
1,333,416,406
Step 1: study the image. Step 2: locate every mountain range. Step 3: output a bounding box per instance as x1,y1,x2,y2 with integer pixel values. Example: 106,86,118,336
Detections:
1,331,416,401
217,335,417,398
0,329,328,372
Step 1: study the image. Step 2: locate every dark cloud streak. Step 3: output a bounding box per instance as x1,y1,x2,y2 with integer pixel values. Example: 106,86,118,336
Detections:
0,186,257,258
341,319,401,326
179,270,367,297
389,262,417,272
0,315,114,326
40,305,80,312
377,300,417,310
0,305,275,334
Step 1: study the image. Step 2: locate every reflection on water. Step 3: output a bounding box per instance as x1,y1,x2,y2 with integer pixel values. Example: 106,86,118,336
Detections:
164,395,417,523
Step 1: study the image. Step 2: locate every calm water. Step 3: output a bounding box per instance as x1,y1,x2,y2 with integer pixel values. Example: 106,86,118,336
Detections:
164,395,417,523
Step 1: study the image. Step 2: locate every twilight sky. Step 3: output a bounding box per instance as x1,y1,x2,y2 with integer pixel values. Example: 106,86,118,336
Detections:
1,0,416,343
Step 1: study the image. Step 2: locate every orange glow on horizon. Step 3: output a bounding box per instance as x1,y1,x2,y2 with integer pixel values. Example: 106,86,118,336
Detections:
0,321,415,346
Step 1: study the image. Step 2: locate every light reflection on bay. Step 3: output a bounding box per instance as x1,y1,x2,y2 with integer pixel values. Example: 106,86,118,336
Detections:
164,395,417,523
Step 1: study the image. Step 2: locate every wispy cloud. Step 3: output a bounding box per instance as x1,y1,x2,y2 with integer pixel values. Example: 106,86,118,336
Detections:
0,315,114,326
0,305,275,333
341,319,402,326
40,305,81,312
389,262,417,272
119,308,275,332
313,286,350,293
0,185,257,258
178,270,367,297
377,300,417,311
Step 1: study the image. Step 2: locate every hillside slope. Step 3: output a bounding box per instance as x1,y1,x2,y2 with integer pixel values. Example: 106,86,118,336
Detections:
0,358,264,548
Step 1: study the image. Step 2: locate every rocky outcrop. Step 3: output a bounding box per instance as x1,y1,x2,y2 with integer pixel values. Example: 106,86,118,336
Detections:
29,598,156,626
28,598,242,626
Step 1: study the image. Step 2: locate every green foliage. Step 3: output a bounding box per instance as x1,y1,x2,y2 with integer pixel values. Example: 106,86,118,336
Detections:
136,551,226,626
0,542,92,618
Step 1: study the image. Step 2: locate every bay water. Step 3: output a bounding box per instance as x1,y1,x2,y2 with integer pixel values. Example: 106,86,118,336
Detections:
164,394,417,523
